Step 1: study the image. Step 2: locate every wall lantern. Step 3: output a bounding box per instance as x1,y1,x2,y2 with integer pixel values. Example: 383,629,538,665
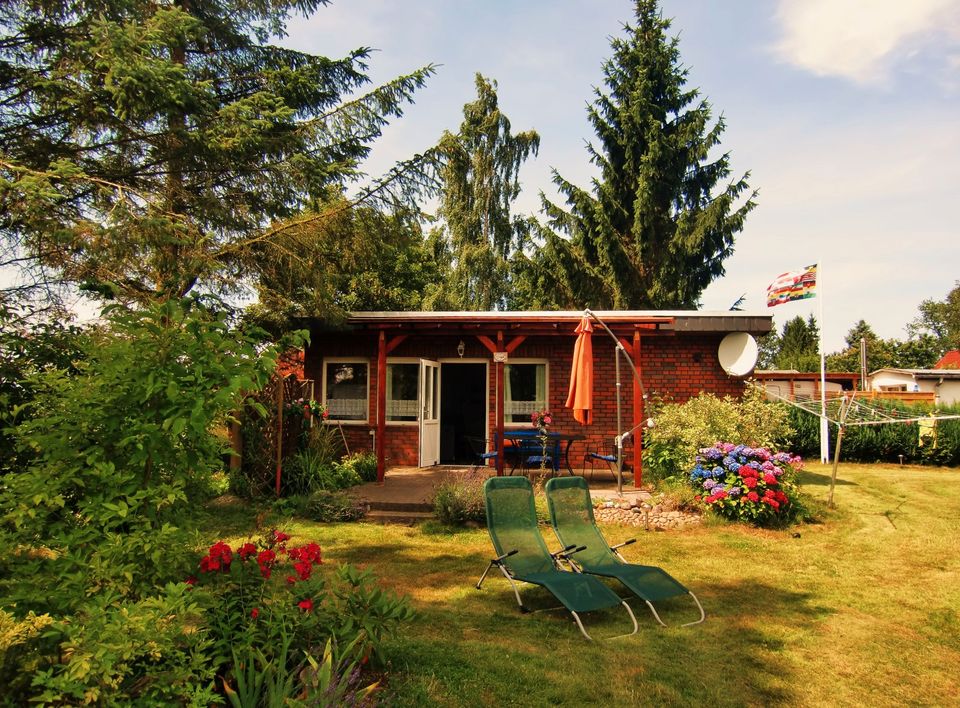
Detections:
457,340,465,358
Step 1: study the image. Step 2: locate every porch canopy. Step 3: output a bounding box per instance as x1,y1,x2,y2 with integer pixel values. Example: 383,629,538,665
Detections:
309,311,773,483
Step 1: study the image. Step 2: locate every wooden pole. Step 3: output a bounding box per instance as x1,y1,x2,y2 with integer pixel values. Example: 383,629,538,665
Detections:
829,425,844,508
376,331,387,484
275,379,283,496
632,328,643,488
496,330,505,476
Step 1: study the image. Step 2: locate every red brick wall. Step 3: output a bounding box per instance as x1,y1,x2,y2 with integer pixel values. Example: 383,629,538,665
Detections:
304,329,746,468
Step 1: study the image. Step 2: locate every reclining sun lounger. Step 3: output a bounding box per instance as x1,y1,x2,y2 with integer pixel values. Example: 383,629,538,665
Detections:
544,476,705,627
476,476,638,640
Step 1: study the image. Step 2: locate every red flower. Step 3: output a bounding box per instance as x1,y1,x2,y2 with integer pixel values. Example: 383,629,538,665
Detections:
763,473,778,485
272,530,291,546
184,576,197,586
743,477,758,489
250,608,259,619
238,543,257,561
286,575,297,585
747,491,760,502
257,549,276,579
764,489,776,498
297,598,313,613
294,560,312,581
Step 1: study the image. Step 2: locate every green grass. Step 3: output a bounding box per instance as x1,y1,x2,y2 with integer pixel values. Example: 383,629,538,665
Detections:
202,463,960,706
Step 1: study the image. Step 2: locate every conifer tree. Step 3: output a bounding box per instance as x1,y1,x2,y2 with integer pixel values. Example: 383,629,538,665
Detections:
436,74,539,310
535,0,755,309
0,0,436,305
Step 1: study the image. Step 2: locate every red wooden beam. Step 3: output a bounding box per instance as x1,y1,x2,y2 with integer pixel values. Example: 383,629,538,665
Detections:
476,335,497,354
496,330,505,476
505,335,526,354
632,328,643,488
385,334,407,355
376,331,387,484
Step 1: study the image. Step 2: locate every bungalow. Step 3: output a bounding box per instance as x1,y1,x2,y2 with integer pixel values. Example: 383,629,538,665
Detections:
868,368,960,406
304,311,772,484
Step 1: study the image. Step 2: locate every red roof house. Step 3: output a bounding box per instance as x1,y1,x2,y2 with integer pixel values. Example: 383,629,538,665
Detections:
304,310,772,484
934,350,960,369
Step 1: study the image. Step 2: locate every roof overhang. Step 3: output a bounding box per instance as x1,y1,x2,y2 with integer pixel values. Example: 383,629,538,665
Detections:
309,310,772,338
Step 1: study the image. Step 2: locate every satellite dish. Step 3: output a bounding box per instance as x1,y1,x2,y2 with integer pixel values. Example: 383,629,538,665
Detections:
718,333,758,377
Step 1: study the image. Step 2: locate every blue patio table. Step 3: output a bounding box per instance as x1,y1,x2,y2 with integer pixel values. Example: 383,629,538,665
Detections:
503,430,586,476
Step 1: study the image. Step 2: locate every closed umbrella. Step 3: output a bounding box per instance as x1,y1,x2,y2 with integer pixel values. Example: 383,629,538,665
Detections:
565,316,594,425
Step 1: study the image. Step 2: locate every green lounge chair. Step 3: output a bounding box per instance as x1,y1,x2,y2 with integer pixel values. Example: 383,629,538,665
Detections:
476,476,639,640
544,476,705,627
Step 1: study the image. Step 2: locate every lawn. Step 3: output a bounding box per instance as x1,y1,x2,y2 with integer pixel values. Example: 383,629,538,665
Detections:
203,463,960,707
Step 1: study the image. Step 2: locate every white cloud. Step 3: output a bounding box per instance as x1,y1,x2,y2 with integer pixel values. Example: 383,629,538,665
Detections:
773,0,960,85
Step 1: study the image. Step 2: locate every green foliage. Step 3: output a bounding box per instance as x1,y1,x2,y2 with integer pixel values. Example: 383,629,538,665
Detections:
436,73,540,310
432,471,487,526
246,199,449,335
909,280,960,351
299,637,381,706
786,402,960,466
775,315,820,372
826,319,941,371
0,306,88,474
303,490,367,523
531,0,755,309
642,388,792,484
27,585,218,706
337,451,378,484
0,0,437,306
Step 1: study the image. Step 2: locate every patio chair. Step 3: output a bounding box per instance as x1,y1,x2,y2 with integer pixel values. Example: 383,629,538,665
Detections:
583,440,623,482
544,476,705,627
476,476,638,640
466,432,499,472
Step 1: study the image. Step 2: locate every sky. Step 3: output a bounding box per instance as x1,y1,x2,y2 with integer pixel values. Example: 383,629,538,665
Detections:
281,0,960,353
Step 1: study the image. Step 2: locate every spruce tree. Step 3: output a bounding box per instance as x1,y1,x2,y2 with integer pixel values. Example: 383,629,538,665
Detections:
436,74,539,310
535,0,755,309
0,0,435,305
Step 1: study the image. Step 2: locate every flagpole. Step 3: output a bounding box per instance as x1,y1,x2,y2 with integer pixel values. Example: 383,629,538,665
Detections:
818,260,829,463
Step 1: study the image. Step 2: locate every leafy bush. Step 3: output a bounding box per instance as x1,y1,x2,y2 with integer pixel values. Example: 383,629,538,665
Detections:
689,443,804,527
643,387,792,483
27,586,217,706
338,451,378,483
305,490,367,522
193,530,412,704
432,470,486,526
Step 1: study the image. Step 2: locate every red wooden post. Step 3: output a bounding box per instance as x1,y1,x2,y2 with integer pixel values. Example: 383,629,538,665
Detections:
376,330,387,484
496,330,505,476
632,328,643,488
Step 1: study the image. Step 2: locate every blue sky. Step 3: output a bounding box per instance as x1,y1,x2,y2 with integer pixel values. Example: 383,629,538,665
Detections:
282,0,960,352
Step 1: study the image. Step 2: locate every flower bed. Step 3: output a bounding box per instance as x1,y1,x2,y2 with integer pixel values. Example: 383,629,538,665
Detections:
690,443,803,526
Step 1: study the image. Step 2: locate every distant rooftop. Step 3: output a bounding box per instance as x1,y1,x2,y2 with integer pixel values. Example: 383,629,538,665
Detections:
934,350,960,369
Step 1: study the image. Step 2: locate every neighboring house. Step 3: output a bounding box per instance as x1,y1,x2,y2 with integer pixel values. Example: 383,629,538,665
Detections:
753,370,860,401
304,310,772,482
868,368,960,405
934,350,960,369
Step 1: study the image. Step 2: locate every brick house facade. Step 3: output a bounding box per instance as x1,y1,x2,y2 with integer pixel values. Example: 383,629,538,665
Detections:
304,311,771,483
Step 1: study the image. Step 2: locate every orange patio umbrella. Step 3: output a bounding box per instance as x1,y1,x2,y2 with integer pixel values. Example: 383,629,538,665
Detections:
565,316,594,425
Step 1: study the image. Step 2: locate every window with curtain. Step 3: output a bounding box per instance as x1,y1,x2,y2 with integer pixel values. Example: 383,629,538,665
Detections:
323,361,368,421
386,363,419,422
505,362,547,423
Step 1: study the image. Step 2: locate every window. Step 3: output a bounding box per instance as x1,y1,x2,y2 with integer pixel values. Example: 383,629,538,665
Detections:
387,363,419,422
505,362,547,424
323,360,368,422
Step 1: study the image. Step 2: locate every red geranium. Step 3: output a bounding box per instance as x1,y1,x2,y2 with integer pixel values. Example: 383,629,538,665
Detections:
238,542,257,561
297,598,313,613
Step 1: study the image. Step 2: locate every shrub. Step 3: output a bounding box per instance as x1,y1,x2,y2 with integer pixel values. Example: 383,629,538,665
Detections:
432,470,486,526
643,387,792,483
305,490,367,522
689,443,804,527
338,451,378,483
193,530,412,704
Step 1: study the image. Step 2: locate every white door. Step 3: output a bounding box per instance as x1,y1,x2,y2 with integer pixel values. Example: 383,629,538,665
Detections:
418,359,440,466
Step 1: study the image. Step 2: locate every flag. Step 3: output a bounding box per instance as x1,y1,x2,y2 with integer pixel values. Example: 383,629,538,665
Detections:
766,264,817,307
